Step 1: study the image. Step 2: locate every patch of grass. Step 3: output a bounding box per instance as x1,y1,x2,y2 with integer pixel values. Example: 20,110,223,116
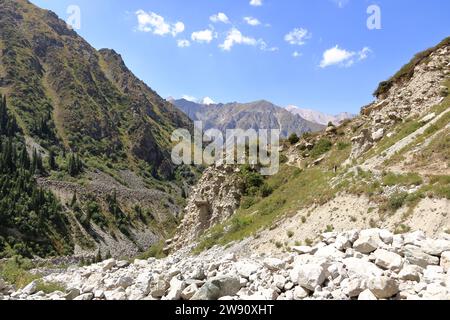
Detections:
137,240,167,260
287,230,294,238
382,172,423,187
0,256,37,289
394,224,411,234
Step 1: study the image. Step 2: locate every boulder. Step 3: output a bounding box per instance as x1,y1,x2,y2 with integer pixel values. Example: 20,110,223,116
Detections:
367,276,399,299
104,289,126,300
373,249,403,271
358,289,377,300
234,261,260,278
403,245,439,268
314,245,346,260
343,258,383,280
263,258,285,271
181,284,199,300
418,239,450,256
293,286,309,300
22,280,38,295
398,265,422,282
296,264,327,291
353,229,383,254
191,275,241,300
166,278,186,300
150,279,169,298
341,277,366,297
371,128,385,142
379,230,394,245
101,259,116,272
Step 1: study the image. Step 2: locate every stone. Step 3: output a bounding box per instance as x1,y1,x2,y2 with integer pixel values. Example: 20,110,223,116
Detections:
94,290,105,299
234,261,260,278
371,128,385,141
358,289,377,300
191,275,241,300
0,278,5,291
314,245,346,260
373,249,403,271
104,289,126,300
166,278,186,300
64,288,80,300
263,258,285,271
293,286,309,300
115,276,133,289
150,279,169,298
367,276,399,299
116,260,130,268
273,275,286,290
181,284,198,300
341,277,366,297
419,239,450,256
398,265,422,282
22,280,38,295
74,293,94,300
379,230,394,245
296,264,327,291
291,246,314,255
403,231,426,246
440,251,450,272
343,258,383,280
423,266,445,285
102,259,116,271
403,245,439,268
353,229,383,254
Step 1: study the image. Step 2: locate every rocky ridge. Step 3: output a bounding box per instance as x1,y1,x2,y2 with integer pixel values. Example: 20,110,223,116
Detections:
1,229,450,300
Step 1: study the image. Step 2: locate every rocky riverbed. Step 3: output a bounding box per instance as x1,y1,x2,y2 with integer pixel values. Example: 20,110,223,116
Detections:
1,228,450,300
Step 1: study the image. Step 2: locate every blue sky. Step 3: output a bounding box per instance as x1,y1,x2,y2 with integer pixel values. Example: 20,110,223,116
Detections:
31,0,449,114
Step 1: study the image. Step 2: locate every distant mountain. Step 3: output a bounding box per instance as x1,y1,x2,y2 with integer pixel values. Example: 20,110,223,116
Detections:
171,99,325,138
286,106,355,126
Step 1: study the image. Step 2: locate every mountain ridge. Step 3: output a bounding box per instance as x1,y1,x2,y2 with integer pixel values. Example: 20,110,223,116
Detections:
171,98,325,138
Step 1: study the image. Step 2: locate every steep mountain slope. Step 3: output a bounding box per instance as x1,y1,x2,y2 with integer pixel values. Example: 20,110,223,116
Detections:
0,0,195,258
286,105,354,126
172,99,325,138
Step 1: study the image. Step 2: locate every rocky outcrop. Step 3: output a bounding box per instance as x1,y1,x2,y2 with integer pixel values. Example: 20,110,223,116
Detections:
2,229,449,300
169,165,243,251
351,42,449,159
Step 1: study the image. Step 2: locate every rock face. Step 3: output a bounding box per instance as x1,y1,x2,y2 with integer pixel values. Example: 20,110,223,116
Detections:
3,229,450,301
170,165,243,251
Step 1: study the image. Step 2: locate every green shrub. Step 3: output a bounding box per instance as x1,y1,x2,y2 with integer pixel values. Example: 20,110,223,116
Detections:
311,139,332,158
288,133,300,145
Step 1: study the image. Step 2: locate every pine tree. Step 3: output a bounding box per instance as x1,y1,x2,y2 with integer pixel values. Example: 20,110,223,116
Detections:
48,149,57,170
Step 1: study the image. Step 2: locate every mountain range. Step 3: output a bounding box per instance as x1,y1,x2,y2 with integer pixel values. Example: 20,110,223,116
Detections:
285,105,355,126
169,98,325,138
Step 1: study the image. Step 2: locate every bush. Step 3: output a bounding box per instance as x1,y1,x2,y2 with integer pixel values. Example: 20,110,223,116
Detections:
388,192,408,211
288,133,300,145
310,139,332,158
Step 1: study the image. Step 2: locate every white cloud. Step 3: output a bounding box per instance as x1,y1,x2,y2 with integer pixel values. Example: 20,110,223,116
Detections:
292,51,302,58
219,28,257,51
284,28,311,45
244,17,261,26
191,29,215,43
182,95,198,102
319,45,371,68
177,39,190,48
250,0,263,6
202,97,216,105
210,12,230,24
259,41,279,52
136,10,184,37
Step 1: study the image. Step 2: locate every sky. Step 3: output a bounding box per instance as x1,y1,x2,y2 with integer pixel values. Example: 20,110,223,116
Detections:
31,0,449,115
